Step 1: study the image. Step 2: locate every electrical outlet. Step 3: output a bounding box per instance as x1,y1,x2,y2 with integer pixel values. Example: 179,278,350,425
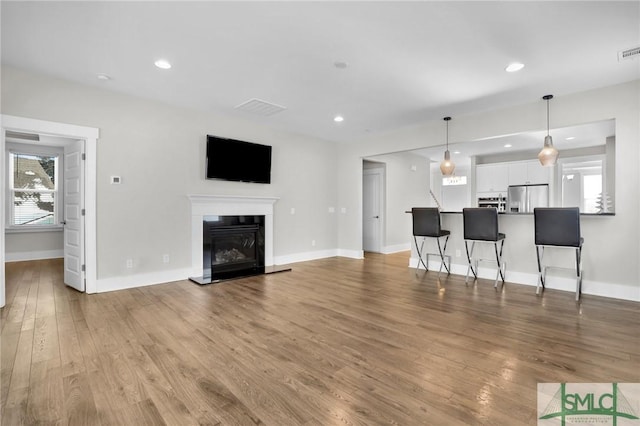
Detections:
290,207,296,215
311,240,316,247
455,249,461,258
328,207,335,213
163,254,170,264
126,258,133,268
341,207,347,214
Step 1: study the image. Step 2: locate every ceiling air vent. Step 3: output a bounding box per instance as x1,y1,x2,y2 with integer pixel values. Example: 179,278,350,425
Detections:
5,130,40,141
618,46,640,61
234,98,286,116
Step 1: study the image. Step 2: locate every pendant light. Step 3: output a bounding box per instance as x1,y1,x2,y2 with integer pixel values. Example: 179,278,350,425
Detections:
538,94,559,166
440,117,455,176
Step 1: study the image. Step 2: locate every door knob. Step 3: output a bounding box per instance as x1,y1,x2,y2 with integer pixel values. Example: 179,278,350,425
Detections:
60,221,67,225
373,216,379,219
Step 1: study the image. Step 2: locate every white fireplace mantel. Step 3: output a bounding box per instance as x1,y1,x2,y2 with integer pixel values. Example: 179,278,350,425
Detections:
188,194,279,277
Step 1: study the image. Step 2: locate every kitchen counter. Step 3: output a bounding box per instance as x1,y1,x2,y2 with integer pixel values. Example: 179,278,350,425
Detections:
407,210,615,216
438,211,615,216
406,207,628,299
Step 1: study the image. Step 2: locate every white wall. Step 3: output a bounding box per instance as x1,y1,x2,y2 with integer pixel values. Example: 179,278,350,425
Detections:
365,151,430,252
440,164,471,211
5,231,63,261
3,65,639,301
1,66,339,283
4,141,66,261
337,80,640,300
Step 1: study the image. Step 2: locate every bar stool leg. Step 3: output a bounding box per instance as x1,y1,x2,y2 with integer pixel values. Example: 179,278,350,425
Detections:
414,236,429,272
500,240,506,282
465,241,477,283
536,245,545,295
437,235,451,275
575,246,582,301
493,242,500,287
493,240,506,288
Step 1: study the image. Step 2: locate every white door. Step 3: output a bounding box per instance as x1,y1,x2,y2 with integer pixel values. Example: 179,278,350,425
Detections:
363,168,383,252
63,139,85,291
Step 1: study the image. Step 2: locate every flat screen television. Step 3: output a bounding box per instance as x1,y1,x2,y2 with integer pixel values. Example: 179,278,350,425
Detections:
206,135,272,184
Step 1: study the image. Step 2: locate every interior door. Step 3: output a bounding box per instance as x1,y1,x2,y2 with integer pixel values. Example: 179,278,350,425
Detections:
363,169,383,252
63,139,85,291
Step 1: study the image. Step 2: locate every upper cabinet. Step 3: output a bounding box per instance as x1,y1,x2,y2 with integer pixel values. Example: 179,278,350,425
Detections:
477,160,550,195
508,161,550,185
398,118,614,213
476,164,509,193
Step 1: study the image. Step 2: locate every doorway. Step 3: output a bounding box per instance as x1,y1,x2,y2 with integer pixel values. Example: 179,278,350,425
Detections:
1,115,98,307
362,162,385,253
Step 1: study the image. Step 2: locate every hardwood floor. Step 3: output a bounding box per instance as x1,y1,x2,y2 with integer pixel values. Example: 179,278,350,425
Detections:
1,254,639,425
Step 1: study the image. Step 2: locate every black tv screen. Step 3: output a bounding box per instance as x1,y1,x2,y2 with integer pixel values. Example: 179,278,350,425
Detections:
206,135,272,184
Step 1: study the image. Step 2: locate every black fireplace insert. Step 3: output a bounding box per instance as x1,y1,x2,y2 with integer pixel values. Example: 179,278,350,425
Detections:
197,215,265,283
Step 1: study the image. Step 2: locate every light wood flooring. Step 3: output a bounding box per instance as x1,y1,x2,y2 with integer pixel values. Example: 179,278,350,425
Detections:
1,254,639,425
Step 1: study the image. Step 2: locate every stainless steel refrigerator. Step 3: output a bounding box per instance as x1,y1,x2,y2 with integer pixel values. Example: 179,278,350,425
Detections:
507,184,549,213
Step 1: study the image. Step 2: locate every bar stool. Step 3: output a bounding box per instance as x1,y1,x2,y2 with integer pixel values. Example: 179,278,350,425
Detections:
411,207,451,275
534,207,584,300
463,207,506,288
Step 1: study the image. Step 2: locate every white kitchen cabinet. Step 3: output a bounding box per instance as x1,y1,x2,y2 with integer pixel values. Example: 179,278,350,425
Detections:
508,163,528,186
476,164,509,193
508,161,550,185
525,162,550,184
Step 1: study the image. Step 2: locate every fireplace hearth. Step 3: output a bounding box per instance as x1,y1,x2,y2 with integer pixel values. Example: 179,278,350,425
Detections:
188,195,291,285
191,215,265,284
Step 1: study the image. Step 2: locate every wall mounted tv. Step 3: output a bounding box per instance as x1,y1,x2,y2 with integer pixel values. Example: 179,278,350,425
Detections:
206,135,272,184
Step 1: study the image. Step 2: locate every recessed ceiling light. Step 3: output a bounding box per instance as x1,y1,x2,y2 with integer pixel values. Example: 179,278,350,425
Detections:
97,73,111,81
334,61,348,69
566,136,576,140
154,59,172,69
504,144,512,148
505,62,525,73
453,151,461,155
334,115,344,123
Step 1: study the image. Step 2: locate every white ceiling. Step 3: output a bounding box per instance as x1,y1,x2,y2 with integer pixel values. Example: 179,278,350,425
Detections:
411,118,616,163
2,1,639,143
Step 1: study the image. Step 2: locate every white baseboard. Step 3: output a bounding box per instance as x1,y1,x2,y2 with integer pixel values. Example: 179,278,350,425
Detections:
274,249,339,265
90,250,639,302
5,249,63,262
382,243,411,254
96,267,192,293
337,248,364,260
27,248,633,302
95,249,362,294
409,257,640,302
274,248,366,264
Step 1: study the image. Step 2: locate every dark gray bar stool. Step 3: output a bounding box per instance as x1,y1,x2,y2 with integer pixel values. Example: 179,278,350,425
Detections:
534,207,584,300
463,208,506,287
411,207,451,275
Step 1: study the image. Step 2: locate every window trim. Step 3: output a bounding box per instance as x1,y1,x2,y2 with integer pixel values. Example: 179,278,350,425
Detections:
5,142,64,232
558,153,605,213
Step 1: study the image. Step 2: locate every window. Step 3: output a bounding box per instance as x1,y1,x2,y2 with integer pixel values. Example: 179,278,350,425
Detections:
561,156,604,213
442,175,467,186
7,145,62,228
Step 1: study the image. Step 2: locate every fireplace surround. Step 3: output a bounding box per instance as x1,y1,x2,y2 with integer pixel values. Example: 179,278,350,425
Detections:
188,195,278,284
201,215,265,282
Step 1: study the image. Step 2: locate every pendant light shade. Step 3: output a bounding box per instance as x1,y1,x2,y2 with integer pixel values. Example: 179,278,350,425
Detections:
440,117,455,176
538,95,559,166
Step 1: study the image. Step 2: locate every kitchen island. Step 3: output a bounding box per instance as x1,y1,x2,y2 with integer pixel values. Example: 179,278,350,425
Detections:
409,210,628,300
